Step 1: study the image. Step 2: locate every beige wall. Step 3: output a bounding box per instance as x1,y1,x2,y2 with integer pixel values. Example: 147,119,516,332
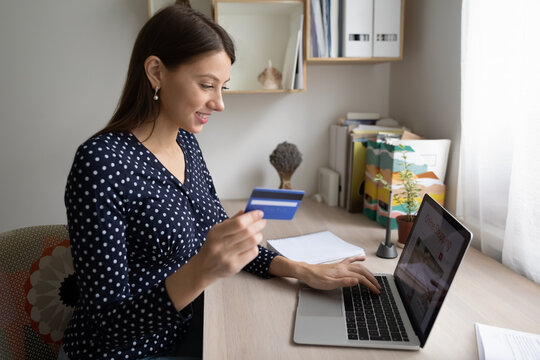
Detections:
389,0,462,213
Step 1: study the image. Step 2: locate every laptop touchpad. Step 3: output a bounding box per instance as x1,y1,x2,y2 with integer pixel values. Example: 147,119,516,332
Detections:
298,288,343,317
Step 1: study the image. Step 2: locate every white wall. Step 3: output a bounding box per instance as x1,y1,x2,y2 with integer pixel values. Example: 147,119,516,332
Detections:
389,0,462,214
0,1,391,231
0,1,147,232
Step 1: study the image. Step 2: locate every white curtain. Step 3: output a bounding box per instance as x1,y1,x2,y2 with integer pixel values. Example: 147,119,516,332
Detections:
459,0,540,284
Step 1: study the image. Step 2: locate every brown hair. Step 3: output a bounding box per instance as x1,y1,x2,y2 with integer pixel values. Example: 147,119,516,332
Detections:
93,3,235,137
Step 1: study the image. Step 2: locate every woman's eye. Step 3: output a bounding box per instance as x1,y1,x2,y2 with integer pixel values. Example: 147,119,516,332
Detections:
201,83,229,91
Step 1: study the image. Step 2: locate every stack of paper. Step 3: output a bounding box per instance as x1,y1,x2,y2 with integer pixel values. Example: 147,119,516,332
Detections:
475,323,540,360
266,230,365,264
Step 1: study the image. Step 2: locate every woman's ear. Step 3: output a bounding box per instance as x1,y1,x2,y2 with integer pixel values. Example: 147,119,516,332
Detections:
144,55,163,89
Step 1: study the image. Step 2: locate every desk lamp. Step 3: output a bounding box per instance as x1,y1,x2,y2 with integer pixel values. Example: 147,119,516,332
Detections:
376,191,397,259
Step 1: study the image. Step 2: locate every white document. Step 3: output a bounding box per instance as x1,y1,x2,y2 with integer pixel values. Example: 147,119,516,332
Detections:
329,124,349,207
475,323,540,360
329,0,340,57
320,0,330,58
329,124,338,173
310,0,326,57
342,0,373,57
346,112,381,120
282,14,303,90
294,15,304,90
267,230,365,264
373,0,402,58
386,138,451,183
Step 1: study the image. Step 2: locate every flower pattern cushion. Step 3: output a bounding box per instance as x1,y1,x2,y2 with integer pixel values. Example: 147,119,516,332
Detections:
0,225,78,360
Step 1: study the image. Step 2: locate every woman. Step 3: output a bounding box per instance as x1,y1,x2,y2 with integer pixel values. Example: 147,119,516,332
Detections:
61,3,380,359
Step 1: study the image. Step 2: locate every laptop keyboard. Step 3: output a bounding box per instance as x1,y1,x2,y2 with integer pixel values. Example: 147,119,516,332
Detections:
343,276,409,342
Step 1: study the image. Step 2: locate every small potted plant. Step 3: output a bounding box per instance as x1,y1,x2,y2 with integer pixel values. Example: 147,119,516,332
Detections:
374,145,421,247
269,142,302,190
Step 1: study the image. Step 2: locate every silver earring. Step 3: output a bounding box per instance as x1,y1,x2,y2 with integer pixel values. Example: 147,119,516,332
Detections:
153,87,159,101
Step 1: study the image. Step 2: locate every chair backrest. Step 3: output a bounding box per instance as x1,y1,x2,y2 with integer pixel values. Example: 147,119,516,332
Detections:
0,225,76,360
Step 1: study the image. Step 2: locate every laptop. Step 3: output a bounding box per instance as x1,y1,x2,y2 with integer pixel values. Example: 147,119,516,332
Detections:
293,194,472,350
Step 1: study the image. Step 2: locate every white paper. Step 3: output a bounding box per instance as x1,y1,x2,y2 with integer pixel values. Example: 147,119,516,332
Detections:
329,0,340,57
282,14,303,90
267,230,365,264
293,20,304,90
386,138,451,183
475,323,540,360
310,0,326,57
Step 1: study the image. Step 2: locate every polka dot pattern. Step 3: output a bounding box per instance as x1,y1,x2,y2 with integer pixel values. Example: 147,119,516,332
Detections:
62,130,277,359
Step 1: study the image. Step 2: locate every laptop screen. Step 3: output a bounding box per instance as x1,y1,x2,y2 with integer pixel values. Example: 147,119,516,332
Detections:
393,194,472,347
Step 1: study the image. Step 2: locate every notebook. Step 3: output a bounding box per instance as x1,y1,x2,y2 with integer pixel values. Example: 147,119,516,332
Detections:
267,231,365,264
293,194,472,350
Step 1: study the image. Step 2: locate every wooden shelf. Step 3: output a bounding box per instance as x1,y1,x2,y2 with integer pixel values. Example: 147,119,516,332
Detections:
213,0,405,94
305,0,405,63
224,88,305,95
214,0,306,93
307,57,403,64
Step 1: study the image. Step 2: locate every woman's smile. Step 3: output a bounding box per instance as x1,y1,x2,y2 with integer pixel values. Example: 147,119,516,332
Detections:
195,111,210,125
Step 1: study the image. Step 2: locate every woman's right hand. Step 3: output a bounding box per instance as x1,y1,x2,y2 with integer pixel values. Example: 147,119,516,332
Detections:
196,210,266,280
165,210,266,311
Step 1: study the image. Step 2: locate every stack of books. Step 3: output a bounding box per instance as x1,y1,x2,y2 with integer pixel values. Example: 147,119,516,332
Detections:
327,113,451,228
328,112,404,212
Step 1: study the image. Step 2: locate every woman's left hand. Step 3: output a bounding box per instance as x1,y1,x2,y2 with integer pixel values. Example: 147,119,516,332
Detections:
298,256,381,294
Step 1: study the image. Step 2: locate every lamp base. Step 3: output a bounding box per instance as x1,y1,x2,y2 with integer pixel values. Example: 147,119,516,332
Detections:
376,242,398,259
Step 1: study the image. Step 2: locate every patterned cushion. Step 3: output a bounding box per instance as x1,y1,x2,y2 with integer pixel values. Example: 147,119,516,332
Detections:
0,225,77,360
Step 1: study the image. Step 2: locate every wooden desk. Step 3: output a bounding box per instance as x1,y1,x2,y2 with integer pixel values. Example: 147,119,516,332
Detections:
203,199,540,359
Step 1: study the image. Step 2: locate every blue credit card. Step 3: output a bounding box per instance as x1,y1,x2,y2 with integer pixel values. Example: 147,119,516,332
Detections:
245,188,305,220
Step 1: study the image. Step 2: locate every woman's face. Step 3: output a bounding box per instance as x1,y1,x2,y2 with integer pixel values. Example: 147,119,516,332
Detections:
158,50,231,134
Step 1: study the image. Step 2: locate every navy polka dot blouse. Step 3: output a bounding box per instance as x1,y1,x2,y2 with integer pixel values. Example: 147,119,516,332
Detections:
63,130,278,359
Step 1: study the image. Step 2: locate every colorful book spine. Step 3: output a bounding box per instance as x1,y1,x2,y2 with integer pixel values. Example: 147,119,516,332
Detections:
364,141,447,229
363,140,381,221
